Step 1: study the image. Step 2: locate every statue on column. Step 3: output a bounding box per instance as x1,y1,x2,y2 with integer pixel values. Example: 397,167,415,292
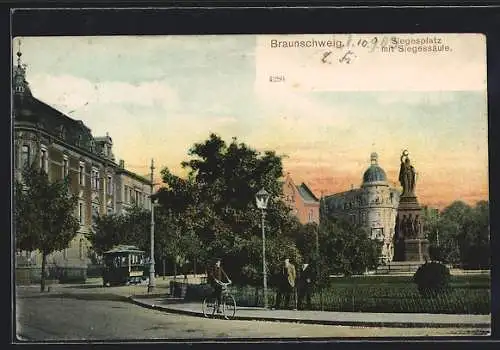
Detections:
399,150,416,196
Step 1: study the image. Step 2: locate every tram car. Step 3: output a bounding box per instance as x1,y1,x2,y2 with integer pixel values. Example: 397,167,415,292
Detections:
102,245,148,286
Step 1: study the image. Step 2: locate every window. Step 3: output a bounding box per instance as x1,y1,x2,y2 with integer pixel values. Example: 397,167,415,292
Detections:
107,175,113,195
79,162,85,186
308,209,313,222
40,146,48,173
21,145,30,169
62,156,69,178
124,185,129,202
91,168,99,191
79,202,84,224
371,228,384,240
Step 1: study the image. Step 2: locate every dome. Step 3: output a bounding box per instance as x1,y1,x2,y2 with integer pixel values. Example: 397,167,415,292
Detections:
362,152,388,184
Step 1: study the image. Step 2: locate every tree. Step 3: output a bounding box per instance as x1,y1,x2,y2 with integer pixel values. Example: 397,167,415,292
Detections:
461,201,490,269
428,200,490,268
87,204,150,257
294,222,320,263
86,213,125,256
319,216,382,276
14,166,80,292
156,133,302,286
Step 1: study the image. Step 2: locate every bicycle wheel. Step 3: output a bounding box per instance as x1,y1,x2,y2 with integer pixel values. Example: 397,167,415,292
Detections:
202,297,216,318
222,295,236,320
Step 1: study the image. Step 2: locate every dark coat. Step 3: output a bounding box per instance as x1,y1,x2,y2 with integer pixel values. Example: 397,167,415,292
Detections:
298,263,316,289
207,265,228,286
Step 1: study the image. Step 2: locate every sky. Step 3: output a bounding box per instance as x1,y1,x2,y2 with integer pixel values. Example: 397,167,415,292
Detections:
13,34,488,209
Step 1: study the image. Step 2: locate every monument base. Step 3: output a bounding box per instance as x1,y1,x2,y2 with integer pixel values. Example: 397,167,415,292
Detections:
376,261,426,274
398,195,421,210
404,238,430,262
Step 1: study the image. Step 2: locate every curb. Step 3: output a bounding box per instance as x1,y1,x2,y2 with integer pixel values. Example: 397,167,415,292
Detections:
128,298,491,329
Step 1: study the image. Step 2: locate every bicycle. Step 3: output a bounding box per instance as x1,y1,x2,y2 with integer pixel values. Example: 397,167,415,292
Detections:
202,281,236,320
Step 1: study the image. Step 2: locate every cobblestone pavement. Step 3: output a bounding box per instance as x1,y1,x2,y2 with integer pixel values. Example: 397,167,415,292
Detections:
14,286,490,341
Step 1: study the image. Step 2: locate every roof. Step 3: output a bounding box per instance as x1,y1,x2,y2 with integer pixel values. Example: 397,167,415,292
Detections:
14,94,96,154
115,167,152,185
296,183,319,203
362,152,388,184
362,165,388,183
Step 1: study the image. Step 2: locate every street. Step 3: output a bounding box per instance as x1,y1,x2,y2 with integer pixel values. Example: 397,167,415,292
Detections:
15,286,489,341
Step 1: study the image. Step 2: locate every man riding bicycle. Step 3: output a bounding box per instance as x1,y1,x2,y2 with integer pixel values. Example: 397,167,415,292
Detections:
207,258,231,313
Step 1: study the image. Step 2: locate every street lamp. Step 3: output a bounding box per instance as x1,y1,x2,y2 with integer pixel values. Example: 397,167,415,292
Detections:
255,188,270,309
148,159,157,293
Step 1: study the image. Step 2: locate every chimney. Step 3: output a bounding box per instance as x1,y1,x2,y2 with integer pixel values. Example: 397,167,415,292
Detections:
119,159,125,168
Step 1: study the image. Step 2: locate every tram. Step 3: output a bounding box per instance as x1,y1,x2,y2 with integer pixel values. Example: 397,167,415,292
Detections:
102,245,148,286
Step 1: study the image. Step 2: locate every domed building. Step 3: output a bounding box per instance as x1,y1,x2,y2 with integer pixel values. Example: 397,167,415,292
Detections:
323,153,400,263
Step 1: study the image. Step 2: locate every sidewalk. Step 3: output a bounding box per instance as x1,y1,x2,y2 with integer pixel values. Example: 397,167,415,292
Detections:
130,295,491,329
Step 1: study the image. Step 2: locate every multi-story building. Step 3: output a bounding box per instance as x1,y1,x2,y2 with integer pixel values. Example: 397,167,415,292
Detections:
13,49,152,277
282,173,320,225
323,153,400,262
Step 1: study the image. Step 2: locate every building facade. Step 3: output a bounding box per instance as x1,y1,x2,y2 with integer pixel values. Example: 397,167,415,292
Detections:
323,153,400,262
13,49,152,273
282,173,320,225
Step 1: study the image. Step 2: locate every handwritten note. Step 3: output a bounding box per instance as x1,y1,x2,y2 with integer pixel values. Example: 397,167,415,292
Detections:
255,34,485,92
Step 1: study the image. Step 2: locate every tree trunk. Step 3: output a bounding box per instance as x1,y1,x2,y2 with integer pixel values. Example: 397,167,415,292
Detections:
40,252,47,293
194,258,197,277
174,262,177,280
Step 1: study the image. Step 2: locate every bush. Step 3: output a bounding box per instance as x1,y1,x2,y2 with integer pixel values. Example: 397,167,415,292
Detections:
429,245,444,262
413,262,451,296
184,283,214,301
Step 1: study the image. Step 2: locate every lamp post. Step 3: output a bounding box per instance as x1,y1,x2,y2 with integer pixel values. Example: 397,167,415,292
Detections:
255,188,270,309
148,159,156,293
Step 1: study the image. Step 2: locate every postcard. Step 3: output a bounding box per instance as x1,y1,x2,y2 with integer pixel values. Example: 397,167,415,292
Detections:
13,33,490,341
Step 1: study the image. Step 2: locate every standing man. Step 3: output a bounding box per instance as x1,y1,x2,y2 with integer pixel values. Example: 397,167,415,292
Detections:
207,258,231,313
297,260,316,310
274,258,296,310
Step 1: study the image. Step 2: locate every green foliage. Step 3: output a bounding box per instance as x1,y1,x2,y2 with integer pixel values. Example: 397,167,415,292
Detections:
422,201,489,269
184,283,214,301
156,133,303,286
14,166,80,292
213,274,490,314
294,222,319,262
428,245,444,262
87,204,150,256
413,262,451,297
316,274,490,314
87,213,125,255
319,216,382,277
